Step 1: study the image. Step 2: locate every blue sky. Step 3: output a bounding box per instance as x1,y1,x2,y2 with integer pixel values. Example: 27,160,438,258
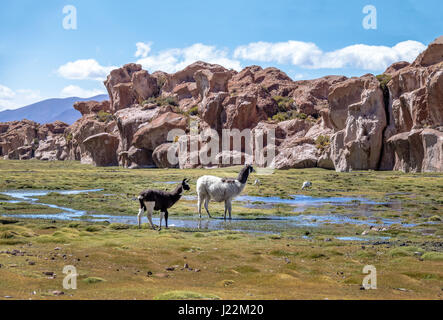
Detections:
0,0,442,111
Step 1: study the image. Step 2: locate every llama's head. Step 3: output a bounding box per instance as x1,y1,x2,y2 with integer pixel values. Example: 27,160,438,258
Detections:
246,164,255,174
182,179,191,191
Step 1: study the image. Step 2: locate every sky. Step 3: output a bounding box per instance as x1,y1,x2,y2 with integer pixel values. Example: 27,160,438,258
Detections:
0,0,442,111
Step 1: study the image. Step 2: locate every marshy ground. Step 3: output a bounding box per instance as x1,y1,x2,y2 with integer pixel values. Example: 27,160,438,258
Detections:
0,160,442,299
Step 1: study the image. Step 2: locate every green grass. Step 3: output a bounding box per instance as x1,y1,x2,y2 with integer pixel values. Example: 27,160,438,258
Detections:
154,291,220,300
0,160,441,299
421,252,443,261
83,277,106,284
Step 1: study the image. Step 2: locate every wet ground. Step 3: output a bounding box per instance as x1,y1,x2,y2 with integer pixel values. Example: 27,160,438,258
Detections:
0,189,425,241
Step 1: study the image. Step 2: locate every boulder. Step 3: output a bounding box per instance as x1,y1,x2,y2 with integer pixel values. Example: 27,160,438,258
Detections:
384,61,410,75
38,121,69,136
271,143,318,170
35,135,68,161
104,64,157,112
222,94,259,130
115,105,172,153
83,133,119,166
328,75,377,131
65,115,116,162
132,112,188,151
413,36,443,67
329,75,387,172
292,75,347,116
388,129,443,172
152,143,179,168
199,92,228,131
132,70,159,101
163,61,231,93
0,120,40,158
74,100,112,116
119,146,154,169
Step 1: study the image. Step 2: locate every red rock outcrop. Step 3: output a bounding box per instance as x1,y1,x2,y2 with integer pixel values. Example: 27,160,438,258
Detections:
0,120,40,159
152,143,179,168
74,100,112,116
104,63,158,112
83,133,119,167
380,36,443,171
328,75,387,172
3,36,442,172
388,129,443,172
133,112,188,151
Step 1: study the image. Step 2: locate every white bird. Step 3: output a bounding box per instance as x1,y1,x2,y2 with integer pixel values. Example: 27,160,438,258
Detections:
301,181,312,190
254,179,261,186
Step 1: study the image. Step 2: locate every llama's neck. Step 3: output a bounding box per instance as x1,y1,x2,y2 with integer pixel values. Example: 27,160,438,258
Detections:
171,185,184,200
237,167,250,184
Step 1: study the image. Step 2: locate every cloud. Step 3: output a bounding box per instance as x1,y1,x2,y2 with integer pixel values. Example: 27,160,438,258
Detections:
136,43,243,73
234,40,426,71
57,59,117,81
60,85,106,98
135,42,153,58
0,85,16,100
234,41,323,66
0,85,42,111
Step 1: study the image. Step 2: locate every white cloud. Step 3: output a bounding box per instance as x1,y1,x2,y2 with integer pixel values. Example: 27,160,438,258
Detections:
0,85,42,111
60,85,106,98
135,42,153,58
136,43,243,73
57,59,117,81
234,41,322,66
234,40,426,71
0,85,16,100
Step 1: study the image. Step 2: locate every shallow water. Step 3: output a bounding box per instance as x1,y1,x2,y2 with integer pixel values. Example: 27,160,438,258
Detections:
0,189,416,238
0,189,102,220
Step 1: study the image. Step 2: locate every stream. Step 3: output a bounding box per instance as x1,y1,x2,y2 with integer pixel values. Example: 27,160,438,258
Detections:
0,189,418,240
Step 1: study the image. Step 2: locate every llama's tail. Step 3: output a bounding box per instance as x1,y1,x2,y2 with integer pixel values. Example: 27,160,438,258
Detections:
138,196,147,211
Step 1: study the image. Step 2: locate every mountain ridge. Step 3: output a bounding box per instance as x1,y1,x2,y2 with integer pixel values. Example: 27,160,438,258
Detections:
0,94,109,125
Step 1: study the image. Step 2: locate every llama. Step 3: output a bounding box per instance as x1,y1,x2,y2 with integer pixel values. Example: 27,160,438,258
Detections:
302,181,312,190
138,179,190,230
196,164,255,220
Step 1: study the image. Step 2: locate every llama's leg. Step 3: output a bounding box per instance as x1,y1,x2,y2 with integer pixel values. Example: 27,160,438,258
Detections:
138,198,146,228
146,202,156,230
138,208,144,228
159,211,165,231
198,193,204,219
164,209,169,229
227,200,232,220
204,198,212,219
224,201,228,220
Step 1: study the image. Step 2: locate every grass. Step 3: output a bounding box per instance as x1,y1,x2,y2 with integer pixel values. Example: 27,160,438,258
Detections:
0,160,441,299
154,290,220,300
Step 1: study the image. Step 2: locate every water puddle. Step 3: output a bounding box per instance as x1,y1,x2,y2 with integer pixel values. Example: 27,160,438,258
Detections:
0,189,417,237
0,189,102,221
335,236,391,242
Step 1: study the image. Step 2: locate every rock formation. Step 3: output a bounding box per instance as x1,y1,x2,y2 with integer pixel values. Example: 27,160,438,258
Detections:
1,36,442,172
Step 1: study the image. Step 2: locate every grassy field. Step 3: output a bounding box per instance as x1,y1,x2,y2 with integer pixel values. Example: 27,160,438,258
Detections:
0,160,442,300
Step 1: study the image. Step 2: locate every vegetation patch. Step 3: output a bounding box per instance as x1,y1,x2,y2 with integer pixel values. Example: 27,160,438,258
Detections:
83,277,106,284
154,291,220,300
421,252,443,261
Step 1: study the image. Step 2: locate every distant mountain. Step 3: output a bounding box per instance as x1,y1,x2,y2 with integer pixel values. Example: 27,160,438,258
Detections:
0,94,109,125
